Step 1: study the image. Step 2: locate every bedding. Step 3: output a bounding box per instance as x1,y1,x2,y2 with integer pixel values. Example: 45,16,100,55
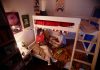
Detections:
31,43,46,60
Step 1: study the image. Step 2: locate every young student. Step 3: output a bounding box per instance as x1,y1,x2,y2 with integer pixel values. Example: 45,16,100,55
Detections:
36,28,57,65
57,31,67,47
52,31,67,48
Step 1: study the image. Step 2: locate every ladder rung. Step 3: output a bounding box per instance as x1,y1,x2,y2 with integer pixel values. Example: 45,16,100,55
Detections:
79,40,96,44
75,49,94,55
79,30,98,35
73,59,91,66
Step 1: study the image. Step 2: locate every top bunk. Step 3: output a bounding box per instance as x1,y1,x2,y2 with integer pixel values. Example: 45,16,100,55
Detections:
80,18,100,35
32,16,100,35
32,16,81,32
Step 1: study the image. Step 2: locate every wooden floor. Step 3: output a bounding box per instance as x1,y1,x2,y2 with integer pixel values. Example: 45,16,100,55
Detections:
24,56,68,70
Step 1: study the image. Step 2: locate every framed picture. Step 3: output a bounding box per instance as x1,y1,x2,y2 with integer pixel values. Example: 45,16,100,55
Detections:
22,15,30,28
6,12,22,34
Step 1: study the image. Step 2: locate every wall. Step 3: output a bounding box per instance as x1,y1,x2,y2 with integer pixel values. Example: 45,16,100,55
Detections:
2,0,96,18
1,0,97,47
2,0,34,28
46,0,96,17
14,27,35,48
2,0,35,48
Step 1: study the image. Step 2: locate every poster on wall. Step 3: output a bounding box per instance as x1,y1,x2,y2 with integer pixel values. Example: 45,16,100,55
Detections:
6,12,22,34
22,15,30,28
56,0,64,12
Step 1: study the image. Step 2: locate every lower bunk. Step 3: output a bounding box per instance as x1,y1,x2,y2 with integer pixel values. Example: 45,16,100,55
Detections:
31,39,93,70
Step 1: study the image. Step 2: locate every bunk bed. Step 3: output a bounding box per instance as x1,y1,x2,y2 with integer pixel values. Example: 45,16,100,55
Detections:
31,16,100,70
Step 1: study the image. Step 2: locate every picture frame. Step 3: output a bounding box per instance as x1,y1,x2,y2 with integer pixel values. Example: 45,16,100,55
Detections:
6,12,22,34
22,15,30,28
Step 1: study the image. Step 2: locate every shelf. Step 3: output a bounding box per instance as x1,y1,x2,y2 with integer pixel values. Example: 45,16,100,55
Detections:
73,59,91,66
75,49,94,55
0,39,14,47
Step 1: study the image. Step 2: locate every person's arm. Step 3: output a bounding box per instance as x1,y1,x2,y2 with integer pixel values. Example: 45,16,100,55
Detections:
53,40,60,45
53,35,63,45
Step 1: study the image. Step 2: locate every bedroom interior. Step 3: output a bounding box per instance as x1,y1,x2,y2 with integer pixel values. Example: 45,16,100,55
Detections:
0,0,100,70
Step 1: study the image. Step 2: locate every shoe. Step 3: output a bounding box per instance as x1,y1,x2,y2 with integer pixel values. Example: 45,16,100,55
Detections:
51,58,57,62
48,63,51,66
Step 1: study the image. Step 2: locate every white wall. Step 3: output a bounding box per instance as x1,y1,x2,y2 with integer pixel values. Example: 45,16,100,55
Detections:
2,0,35,48
14,27,35,48
46,0,96,17
1,0,97,47
2,0,96,18
2,0,34,28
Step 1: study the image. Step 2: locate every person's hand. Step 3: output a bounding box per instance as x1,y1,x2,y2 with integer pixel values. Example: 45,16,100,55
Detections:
37,42,40,44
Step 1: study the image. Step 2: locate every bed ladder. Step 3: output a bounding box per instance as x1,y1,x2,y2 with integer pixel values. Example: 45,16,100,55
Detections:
69,29,100,70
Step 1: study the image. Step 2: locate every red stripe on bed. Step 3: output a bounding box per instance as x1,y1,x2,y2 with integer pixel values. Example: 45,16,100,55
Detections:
35,20,74,27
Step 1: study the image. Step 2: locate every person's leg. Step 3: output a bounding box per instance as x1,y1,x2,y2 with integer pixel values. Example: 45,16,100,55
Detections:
40,45,52,57
40,45,52,65
41,45,57,62
40,45,57,63
44,55,51,65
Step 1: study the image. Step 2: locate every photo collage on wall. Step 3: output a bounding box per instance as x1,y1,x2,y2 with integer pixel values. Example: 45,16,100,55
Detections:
56,0,64,12
34,0,40,15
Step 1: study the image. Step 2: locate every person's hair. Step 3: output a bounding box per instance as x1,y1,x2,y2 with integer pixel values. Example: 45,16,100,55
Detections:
60,31,62,34
58,31,62,35
37,28,43,35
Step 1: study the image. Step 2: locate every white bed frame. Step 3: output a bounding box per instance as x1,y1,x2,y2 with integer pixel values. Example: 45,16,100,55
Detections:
32,16,99,70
